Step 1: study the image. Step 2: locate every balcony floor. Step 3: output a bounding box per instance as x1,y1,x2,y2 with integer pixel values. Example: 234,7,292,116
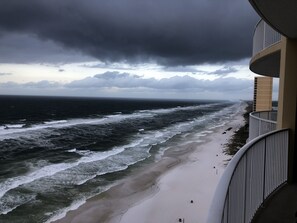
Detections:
253,184,297,223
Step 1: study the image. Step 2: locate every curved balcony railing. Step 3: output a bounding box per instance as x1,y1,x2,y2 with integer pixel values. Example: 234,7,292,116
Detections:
249,111,277,140
253,20,282,56
207,129,289,223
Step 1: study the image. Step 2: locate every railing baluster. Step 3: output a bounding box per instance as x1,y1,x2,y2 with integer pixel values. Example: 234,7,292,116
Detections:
249,111,277,141
263,138,267,202
207,129,289,223
253,19,281,56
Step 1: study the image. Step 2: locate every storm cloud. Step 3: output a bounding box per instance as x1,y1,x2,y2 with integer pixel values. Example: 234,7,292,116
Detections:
0,0,258,66
66,71,252,92
0,71,253,99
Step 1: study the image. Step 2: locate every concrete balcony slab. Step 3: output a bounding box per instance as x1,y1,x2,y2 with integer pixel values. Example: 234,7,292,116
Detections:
250,43,281,77
249,0,297,39
253,184,297,223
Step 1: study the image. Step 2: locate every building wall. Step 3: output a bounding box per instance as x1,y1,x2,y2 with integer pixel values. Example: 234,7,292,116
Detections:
253,76,273,111
277,37,297,182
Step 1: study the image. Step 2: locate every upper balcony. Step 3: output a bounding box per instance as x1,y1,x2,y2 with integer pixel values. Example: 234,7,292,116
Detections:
249,0,297,39
250,20,282,77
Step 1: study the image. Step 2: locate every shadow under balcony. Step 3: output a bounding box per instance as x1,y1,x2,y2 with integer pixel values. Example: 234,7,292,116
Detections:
252,183,297,223
249,0,297,39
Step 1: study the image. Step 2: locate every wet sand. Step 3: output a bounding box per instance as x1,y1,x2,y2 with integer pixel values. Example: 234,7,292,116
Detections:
53,106,245,223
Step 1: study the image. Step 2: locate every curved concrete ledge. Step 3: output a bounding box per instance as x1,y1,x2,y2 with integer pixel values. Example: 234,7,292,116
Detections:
250,42,281,77
249,0,297,39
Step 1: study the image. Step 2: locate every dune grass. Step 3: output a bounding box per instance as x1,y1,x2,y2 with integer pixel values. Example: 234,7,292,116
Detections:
224,102,252,156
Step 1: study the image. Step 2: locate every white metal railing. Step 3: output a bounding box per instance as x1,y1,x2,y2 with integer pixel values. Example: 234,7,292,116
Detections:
207,129,289,223
249,111,277,140
252,20,282,56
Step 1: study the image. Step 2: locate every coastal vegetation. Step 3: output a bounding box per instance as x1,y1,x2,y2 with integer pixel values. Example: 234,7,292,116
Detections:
224,101,252,155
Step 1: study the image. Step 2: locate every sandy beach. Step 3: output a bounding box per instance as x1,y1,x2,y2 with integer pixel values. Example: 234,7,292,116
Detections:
53,104,246,223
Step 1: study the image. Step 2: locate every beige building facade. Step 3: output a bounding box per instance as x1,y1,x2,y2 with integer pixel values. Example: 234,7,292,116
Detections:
207,1,297,222
253,76,273,112
249,0,297,185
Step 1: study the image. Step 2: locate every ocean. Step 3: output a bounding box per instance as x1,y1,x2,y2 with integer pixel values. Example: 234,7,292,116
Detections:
0,95,243,223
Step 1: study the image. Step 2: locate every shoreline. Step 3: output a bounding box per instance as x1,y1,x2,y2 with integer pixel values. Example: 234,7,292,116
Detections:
52,103,247,223
53,143,198,223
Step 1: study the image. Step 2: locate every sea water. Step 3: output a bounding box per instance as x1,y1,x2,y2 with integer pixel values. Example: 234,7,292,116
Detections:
0,95,243,222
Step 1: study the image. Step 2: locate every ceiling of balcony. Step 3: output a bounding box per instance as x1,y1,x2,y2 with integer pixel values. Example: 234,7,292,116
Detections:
250,50,280,77
249,0,297,39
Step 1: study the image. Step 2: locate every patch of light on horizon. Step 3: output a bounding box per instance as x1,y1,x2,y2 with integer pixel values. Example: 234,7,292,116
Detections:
0,58,255,85
0,63,66,83
225,69,255,80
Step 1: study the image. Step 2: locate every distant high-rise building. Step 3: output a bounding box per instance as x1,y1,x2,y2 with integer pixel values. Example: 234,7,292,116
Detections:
253,76,273,111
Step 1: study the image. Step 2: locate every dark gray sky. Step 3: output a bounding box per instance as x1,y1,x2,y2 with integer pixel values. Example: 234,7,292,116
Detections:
0,0,258,66
0,0,263,100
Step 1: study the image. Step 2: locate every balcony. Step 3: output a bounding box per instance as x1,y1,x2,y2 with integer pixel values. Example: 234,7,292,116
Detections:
207,129,289,223
249,110,277,141
249,0,297,39
250,20,282,77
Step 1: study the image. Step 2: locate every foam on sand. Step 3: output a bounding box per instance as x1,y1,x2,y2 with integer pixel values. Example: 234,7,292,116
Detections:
118,109,245,223
52,102,247,223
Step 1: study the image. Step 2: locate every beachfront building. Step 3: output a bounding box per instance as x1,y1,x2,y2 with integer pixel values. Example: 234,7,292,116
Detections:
253,77,273,112
208,1,297,222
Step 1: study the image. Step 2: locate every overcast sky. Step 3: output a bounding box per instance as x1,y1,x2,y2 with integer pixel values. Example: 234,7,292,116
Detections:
0,0,268,100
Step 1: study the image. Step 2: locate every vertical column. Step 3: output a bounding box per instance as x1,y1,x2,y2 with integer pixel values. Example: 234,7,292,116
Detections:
277,37,297,182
